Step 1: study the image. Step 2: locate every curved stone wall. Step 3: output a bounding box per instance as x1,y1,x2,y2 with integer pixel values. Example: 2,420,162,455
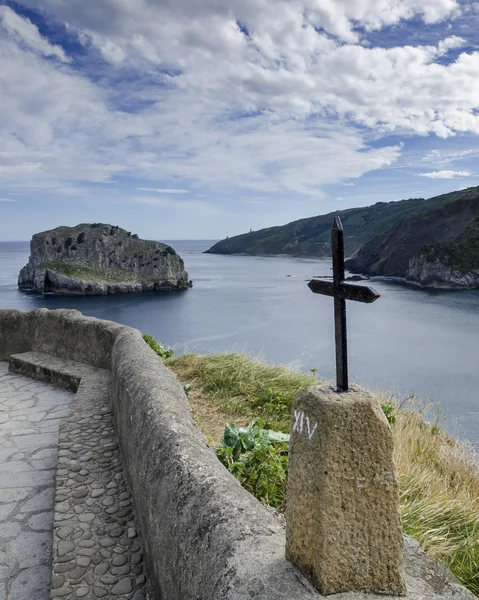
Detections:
0,309,319,600
111,327,319,600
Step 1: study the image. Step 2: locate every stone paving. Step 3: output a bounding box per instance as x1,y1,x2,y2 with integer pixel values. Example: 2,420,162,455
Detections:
0,362,73,600
51,368,150,600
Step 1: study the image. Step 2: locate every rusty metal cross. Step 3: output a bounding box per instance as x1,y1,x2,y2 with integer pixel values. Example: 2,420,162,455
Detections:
308,216,380,392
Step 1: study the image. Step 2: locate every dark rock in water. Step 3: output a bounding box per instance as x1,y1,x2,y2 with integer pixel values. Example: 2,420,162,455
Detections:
18,223,192,295
405,255,479,289
345,274,370,281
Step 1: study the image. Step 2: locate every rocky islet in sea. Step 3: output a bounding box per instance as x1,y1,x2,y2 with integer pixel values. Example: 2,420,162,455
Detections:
18,223,192,295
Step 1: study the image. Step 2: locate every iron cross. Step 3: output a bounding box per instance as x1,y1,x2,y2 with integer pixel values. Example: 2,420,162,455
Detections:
308,216,380,392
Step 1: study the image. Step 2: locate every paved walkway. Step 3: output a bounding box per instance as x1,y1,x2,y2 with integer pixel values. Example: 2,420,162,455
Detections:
0,362,73,600
0,360,150,600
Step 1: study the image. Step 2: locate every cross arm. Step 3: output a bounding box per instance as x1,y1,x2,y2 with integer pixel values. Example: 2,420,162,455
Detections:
308,279,380,304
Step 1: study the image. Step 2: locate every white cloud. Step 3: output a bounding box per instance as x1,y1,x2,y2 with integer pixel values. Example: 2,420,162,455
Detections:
137,188,190,194
244,197,267,204
132,195,216,214
0,198,16,202
421,149,477,163
437,35,466,54
419,170,472,178
0,163,44,178
15,0,460,47
0,6,69,62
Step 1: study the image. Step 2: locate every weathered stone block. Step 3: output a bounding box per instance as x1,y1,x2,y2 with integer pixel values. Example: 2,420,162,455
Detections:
285,384,406,595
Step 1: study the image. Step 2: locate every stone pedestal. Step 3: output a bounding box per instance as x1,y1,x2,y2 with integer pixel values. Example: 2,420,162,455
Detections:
285,384,406,596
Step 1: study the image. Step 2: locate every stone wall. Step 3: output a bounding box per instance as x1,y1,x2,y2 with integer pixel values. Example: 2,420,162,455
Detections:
0,309,474,600
0,309,122,368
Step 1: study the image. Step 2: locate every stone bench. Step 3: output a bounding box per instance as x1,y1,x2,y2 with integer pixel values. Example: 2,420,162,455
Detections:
9,351,98,392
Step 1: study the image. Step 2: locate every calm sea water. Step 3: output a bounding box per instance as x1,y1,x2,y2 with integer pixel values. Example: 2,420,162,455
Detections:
1,240,478,447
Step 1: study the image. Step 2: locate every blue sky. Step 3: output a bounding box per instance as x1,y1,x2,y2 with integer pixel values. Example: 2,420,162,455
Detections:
1,0,479,241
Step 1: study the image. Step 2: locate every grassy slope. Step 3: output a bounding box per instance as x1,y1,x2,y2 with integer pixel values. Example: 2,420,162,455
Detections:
206,186,479,258
39,261,158,284
166,352,318,440
165,351,479,596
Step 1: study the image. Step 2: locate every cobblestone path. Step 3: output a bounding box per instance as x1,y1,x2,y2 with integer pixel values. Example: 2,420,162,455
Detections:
51,370,149,600
0,362,73,600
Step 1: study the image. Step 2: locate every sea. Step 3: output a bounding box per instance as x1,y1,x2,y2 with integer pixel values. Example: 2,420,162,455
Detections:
1,240,478,448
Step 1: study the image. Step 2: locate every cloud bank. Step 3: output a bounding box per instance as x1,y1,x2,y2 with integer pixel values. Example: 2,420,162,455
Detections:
1,0,479,215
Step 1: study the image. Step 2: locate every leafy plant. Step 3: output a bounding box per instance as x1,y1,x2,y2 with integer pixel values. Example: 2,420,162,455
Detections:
216,418,289,509
183,383,192,396
381,402,397,425
142,333,175,359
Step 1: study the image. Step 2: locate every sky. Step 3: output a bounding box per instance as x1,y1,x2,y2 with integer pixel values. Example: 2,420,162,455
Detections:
1,0,479,241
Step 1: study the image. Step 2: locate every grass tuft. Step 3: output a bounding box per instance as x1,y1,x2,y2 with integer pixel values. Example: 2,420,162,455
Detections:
166,352,318,432
393,404,479,595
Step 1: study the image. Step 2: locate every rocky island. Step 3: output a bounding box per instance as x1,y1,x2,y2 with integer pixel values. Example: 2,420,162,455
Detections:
18,223,191,295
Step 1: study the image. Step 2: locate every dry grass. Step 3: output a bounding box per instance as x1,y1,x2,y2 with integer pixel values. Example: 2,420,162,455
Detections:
166,351,318,435
391,398,479,594
185,386,249,446
166,351,479,595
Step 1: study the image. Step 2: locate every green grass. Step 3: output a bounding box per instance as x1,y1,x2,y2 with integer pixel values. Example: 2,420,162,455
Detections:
161,348,479,596
39,261,157,284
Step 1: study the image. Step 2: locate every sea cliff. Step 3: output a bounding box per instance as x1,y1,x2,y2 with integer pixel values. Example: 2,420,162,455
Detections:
405,256,479,289
18,223,191,295
345,195,479,289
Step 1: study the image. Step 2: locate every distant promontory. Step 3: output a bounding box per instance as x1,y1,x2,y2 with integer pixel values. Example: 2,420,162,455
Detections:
18,223,191,295
206,186,479,289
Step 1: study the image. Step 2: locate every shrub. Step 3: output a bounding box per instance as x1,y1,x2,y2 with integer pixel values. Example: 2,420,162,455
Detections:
142,334,174,359
216,418,289,509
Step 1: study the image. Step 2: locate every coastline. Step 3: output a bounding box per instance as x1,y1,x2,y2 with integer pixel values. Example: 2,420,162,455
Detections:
205,250,479,290
369,275,479,292
203,250,331,260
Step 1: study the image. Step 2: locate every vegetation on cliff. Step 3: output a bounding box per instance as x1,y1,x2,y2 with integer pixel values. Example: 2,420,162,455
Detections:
421,217,479,275
38,261,160,284
345,191,479,280
207,186,479,288
141,340,479,596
